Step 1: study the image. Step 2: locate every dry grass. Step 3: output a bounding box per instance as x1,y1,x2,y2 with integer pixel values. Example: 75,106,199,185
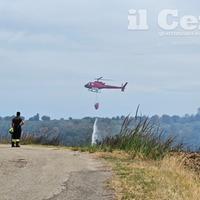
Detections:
96,152,200,200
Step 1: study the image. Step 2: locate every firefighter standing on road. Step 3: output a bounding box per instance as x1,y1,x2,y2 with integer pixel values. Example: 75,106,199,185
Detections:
11,112,24,147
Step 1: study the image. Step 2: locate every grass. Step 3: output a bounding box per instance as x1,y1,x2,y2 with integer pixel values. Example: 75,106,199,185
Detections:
96,151,200,200
0,133,61,146
70,145,113,153
97,110,178,160
70,109,180,161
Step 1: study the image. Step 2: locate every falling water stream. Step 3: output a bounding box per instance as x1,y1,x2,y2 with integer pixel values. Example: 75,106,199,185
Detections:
91,118,98,145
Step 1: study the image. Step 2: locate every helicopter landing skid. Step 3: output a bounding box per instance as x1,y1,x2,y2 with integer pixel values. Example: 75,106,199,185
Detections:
88,89,101,93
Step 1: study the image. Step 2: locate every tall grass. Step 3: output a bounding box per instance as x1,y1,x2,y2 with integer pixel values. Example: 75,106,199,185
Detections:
98,108,178,160
0,134,60,146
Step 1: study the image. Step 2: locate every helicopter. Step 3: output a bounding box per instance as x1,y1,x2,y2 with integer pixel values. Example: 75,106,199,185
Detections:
84,77,128,110
84,77,128,93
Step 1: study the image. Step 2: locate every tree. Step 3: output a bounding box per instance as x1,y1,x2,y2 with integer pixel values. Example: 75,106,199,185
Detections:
161,114,172,124
151,115,160,123
197,108,200,115
3,116,15,121
41,116,51,121
29,113,40,121
171,115,180,123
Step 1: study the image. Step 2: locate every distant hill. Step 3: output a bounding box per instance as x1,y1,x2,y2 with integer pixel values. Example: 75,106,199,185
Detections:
0,111,200,150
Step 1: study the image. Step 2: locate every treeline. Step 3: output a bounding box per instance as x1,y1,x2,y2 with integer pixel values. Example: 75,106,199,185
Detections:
150,109,200,150
0,118,94,146
0,109,200,150
0,113,50,121
0,113,126,122
1,108,200,123
0,117,123,146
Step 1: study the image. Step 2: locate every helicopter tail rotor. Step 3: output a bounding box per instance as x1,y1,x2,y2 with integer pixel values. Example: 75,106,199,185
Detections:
122,82,128,92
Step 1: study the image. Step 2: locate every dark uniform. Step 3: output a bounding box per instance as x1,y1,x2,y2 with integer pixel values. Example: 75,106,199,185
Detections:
12,116,23,147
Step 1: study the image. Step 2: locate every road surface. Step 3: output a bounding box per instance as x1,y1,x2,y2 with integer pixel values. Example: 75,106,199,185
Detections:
0,145,114,200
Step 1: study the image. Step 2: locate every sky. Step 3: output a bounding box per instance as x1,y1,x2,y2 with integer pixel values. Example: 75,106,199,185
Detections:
0,0,200,119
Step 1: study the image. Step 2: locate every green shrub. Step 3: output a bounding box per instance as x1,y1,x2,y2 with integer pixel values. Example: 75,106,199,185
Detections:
98,108,178,160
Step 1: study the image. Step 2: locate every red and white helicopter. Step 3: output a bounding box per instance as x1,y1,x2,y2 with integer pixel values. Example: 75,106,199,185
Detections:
85,77,128,93
84,77,128,110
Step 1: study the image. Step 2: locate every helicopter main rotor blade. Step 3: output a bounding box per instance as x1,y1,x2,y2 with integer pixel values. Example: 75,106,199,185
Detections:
95,77,103,81
95,77,113,81
101,79,113,81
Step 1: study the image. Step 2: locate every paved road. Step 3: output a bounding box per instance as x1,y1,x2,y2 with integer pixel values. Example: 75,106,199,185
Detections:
0,145,114,200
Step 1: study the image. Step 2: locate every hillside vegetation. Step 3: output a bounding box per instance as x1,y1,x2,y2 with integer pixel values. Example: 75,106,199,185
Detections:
1,109,200,150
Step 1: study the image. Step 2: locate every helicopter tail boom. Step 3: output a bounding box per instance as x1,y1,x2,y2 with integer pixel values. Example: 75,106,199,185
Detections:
122,82,128,92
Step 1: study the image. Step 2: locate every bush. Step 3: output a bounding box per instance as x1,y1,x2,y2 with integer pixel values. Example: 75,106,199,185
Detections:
97,108,178,160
